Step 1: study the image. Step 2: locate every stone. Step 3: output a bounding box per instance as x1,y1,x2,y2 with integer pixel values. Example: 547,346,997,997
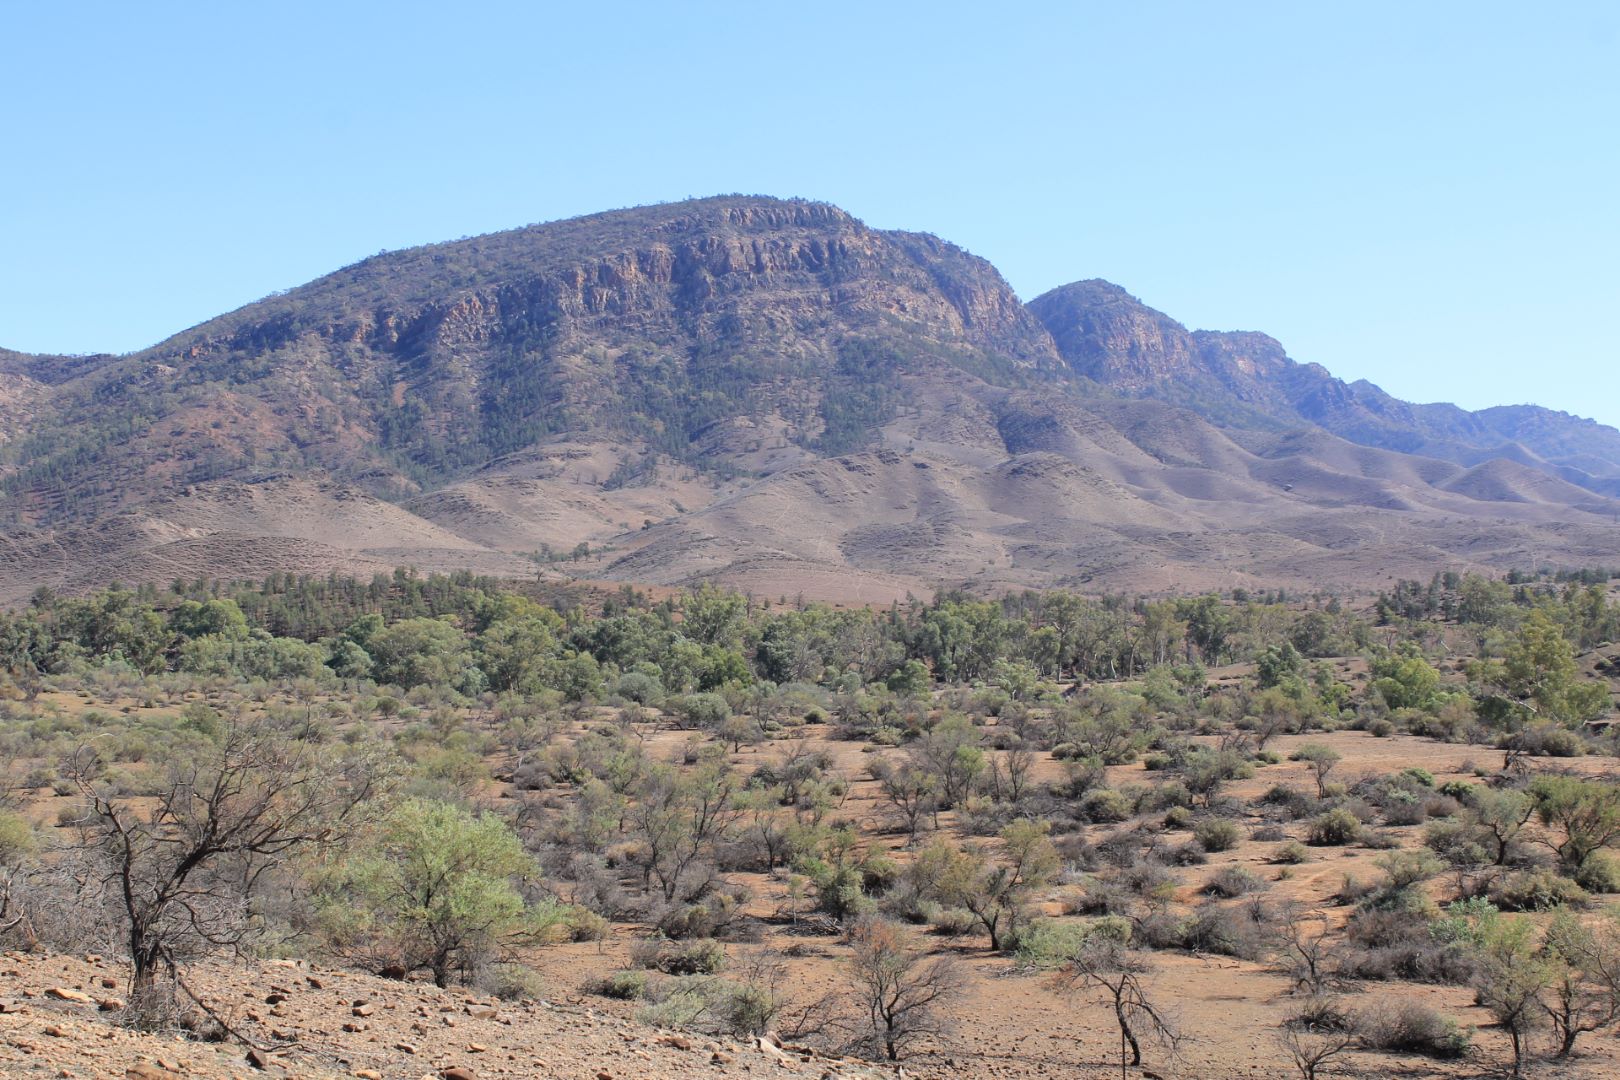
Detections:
126,1067,183,1080
45,987,95,1004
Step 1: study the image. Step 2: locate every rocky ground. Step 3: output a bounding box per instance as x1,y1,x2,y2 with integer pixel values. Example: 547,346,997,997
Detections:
0,953,888,1080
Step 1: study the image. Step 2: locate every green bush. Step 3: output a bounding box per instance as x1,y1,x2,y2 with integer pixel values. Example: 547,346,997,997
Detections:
1080,788,1133,824
1398,766,1435,788
1194,818,1242,853
481,962,545,1001
1308,808,1363,846
1575,852,1620,893
597,970,651,999
1273,840,1312,864
1488,870,1589,912
1012,916,1132,969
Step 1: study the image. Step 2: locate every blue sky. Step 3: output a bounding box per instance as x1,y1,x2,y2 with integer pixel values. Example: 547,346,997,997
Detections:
3,1,1616,427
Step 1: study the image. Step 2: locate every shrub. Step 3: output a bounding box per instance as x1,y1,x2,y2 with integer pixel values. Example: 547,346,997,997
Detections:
1351,1000,1470,1057
631,937,726,975
1360,830,1403,851
1162,842,1207,866
1400,767,1435,788
1194,818,1242,853
1575,851,1620,893
1162,805,1193,830
1505,723,1585,757
1259,784,1313,819
1380,792,1428,827
927,907,978,937
1011,916,1131,969
597,969,651,999
1250,824,1288,842
1307,809,1362,846
1337,908,1476,984
1180,905,1267,960
1080,788,1133,824
480,962,545,1001
1487,870,1589,912
1203,866,1263,898
1423,795,1460,819
1273,841,1312,865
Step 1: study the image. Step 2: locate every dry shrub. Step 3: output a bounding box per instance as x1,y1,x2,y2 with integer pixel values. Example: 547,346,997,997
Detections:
1351,999,1470,1057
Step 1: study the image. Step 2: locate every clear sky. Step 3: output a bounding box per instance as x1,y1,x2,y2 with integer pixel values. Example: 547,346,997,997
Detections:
3,1,1617,427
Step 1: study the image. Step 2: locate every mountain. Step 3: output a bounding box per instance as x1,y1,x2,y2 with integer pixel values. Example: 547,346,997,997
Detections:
2,196,1617,603
1028,280,1620,493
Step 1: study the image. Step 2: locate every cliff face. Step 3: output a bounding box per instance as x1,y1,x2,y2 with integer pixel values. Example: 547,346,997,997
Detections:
6,197,1060,522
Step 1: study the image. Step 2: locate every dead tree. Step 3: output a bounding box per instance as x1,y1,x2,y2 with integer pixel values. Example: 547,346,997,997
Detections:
69,715,387,1009
845,917,963,1061
1056,939,1183,1079
1278,1025,1356,1080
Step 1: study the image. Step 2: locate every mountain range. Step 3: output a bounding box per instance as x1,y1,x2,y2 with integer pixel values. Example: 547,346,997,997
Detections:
3,195,1617,603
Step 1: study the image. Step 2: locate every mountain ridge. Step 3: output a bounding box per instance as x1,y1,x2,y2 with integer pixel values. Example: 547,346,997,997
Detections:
2,195,1617,602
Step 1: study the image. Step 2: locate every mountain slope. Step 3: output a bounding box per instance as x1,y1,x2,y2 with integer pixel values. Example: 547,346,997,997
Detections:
2,196,1617,602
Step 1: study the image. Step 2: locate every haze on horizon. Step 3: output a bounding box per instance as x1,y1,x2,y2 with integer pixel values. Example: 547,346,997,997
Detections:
2,1,1616,428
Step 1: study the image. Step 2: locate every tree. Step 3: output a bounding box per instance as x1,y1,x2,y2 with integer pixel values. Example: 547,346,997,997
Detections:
939,820,1058,952
628,755,738,901
69,715,385,1009
1466,787,1535,866
844,917,962,1061
907,714,984,808
315,799,538,987
366,617,474,690
1472,918,1550,1077
0,809,35,938
1055,938,1182,1077
1275,904,1335,996
1540,910,1620,1058
1368,646,1442,712
869,760,938,842
1472,610,1609,728
1291,743,1341,798
1528,776,1620,875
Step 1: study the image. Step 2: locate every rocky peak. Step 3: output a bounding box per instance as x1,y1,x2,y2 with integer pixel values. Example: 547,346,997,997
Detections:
1027,279,1203,388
